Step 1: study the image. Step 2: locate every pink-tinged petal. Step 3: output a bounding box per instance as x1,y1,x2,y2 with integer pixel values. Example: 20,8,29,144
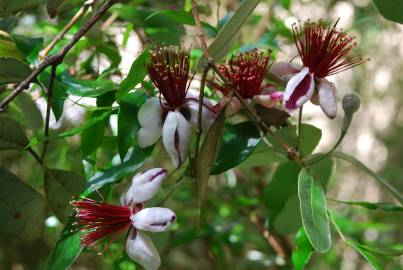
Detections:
138,97,163,148
318,79,337,119
283,67,315,111
131,207,176,232
162,111,191,168
126,231,161,270
122,168,168,205
253,91,283,108
270,61,301,77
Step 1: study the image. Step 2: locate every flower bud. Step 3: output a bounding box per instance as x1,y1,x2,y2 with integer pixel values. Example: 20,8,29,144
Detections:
122,168,168,205
126,231,161,270
342,93,360,115
131,207,176,232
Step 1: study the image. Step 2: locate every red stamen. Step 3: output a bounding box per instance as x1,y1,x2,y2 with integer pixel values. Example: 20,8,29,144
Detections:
215,49,272,99
146,46,192,111
292,19,368,78
71,198,135,250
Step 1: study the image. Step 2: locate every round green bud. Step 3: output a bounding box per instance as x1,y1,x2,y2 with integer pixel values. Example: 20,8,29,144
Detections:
342,93,360,115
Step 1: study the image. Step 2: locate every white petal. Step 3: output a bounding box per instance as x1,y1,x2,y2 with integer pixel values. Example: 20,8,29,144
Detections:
131,207,176,232
122,168,168,205
126,231,161,270
162,111,191,168
138,97,163,148
283,67,315,111
186,100,215,131
318,79,337,119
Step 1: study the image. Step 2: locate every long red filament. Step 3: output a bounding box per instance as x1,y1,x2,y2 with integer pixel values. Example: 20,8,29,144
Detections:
292,19,368,78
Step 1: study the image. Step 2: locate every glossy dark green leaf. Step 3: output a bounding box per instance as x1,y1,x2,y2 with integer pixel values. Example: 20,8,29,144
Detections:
95,41,122,72
211,121,260,174
0,0,43,17
198,0,260,67
116,49,149,100
12,34,43,61
298,168,331,252
0,167,45,241
118,91,147,159
269,124,322,157
331,200,403,212
0,115,29,150
0,57,31,84
373,0,403,24
146,10,195,25
292,227,313,270
81,111,107,156
44,169,86,222
45,218,82,270
61,72,116,97
255,105,290,128
197,106,226,205
264,162,301,225
82,145,153,196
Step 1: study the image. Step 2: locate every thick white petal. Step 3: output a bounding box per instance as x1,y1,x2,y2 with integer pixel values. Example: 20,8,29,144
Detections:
283,67,315,111
131,207,176,232
162,111,191,168
138,97,163,148
126,231,161,270
318,79,337,119
122,168,168,205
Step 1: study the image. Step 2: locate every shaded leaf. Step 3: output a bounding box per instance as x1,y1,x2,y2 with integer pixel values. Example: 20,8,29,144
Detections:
116,49,149,100
13,92,43,131
197,106,226,204
346,240,384,270
117,91,147,159
331,200,403,212
0,57,31,84
81,111,107,156
298,168,331,252
292,227,313,270
44,169,86,222
0,0,43,18
198,0,260,67
0,167,45,241
0,115,29,150
212,121,260,174
146,10,195,25
61,72,116,97
46,0,64,18
255,105,290,128
238,142,287,168
373,0,403,24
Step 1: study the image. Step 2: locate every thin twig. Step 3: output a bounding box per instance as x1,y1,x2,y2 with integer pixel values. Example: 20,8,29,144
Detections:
41,64,57,160
0,0,118,112
39,0,94,59
190,0,210,60
28,147,43,165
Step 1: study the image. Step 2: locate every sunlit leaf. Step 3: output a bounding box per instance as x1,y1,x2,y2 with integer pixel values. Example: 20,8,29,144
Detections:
298,168,331,252
292,227,313,270
0,167,45,241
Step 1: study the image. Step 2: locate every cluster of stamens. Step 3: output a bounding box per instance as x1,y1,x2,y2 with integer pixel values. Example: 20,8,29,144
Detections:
146,46,192,111
292,19,369,78
217,49,271,98
71,198,143,254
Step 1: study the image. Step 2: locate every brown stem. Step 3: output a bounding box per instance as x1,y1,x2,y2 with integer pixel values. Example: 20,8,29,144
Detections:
28,147,43,165
41,64,57,160
0,0,118,112
39,0,94,59
191,0,211,60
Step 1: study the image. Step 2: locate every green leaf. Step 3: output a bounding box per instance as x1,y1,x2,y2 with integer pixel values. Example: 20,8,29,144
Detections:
13,92,43,131
82,145,153,196
0,57,31,84
44,169,86,222
116,49,149,100
255,105,290,128
298,168,331,252
264,162,301,225
238,142,287,168
330,151,403,205
211,121,260,174
81,111,107,156
292,228,313,270
61,72,116,97
146,10,195,25
197,106,226,205
117,91,147,159
198,0,260,67
0,115,29,150
0,0,43,18
46,0,64,18
0,167,45,241
269,124,322,158
346,240,384,270
12,34,43,61
0,30,24,59
373,0,403,24
331,199,403,212
45,218,82,270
